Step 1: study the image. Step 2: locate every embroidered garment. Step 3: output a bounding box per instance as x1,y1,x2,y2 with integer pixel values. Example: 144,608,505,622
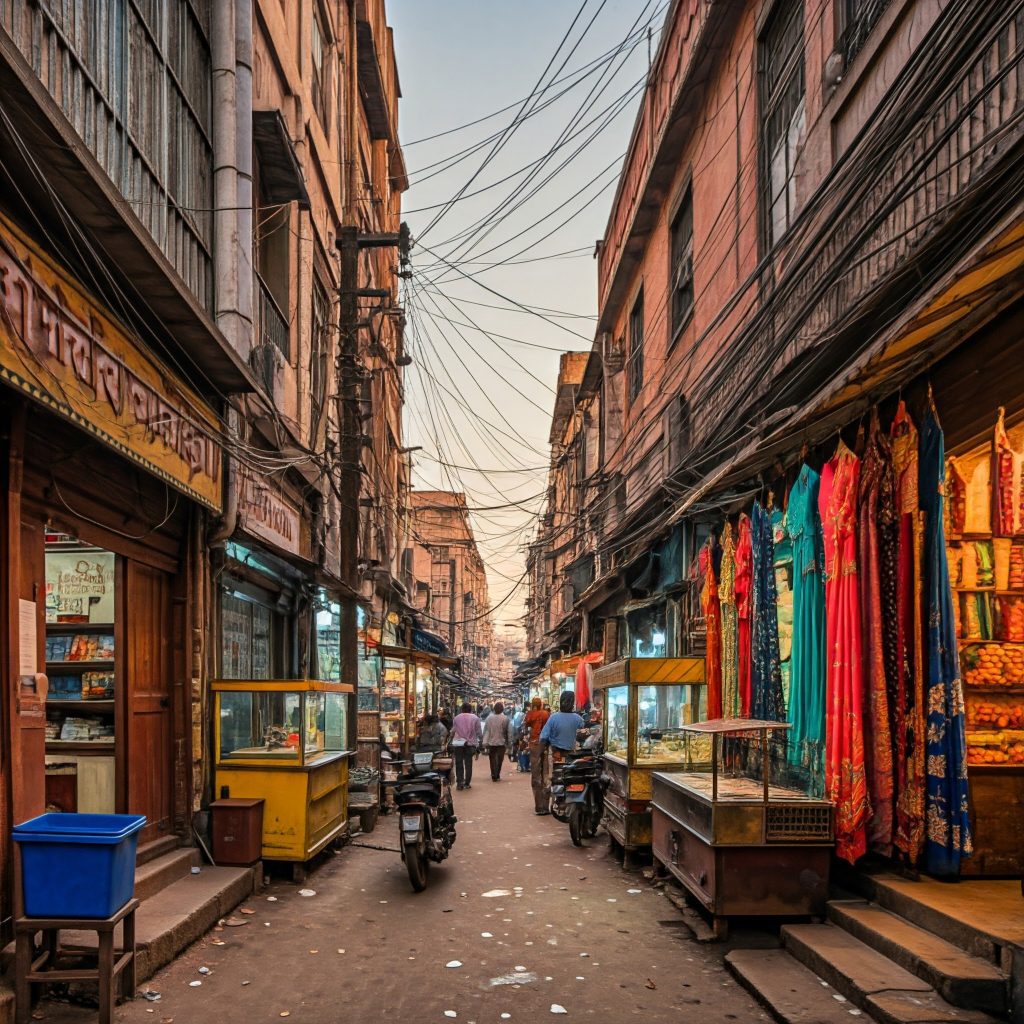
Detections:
751,502,785,722
773,507,794,710
719,523,739,718
820,442,870,864
920,406,973,875
700,540,724,719
735,515,754,717
786,465,827,787
858,413,895,856
891,401,926,862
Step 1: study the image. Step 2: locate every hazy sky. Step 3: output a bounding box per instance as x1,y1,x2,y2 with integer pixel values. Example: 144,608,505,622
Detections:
390,1,664,632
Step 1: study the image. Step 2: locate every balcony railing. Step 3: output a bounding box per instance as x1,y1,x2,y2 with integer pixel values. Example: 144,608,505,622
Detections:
257,274,290,360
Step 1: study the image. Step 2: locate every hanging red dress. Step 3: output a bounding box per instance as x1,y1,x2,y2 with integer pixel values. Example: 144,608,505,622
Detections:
734,515,754,718
820,441,870,864
700,541,723,719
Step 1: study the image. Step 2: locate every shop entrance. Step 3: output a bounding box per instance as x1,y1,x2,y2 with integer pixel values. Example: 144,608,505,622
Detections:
42,530,174,845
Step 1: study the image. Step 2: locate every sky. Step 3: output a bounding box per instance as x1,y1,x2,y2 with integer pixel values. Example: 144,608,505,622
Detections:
389,1,666,634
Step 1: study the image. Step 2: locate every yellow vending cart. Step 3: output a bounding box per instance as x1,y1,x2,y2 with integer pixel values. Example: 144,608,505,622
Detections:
213,679,354,877
592,657,707,864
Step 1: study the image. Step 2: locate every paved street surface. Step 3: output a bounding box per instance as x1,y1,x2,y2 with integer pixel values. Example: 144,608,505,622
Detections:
37,769,769,1024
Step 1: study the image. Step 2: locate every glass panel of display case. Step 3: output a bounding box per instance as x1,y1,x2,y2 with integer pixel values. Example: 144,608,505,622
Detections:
305,692,325,756
219,689,302,758
605,686,629,757
324,692,347,751
635,684,709,764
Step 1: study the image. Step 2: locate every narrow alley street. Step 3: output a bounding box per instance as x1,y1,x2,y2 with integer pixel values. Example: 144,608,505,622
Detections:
40,772,767,1024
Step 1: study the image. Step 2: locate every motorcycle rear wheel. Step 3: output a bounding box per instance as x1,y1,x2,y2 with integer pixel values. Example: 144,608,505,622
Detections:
405,844,429,891
568,804,584,847
585,795,603,838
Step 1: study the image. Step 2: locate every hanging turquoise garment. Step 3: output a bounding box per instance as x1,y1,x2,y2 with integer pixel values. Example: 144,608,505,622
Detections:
751,502,784,721
786,465,827,787
920,407,972,876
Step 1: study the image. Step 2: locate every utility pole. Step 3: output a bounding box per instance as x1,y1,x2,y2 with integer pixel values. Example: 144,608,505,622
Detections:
448,557,457,661
337,225,361,734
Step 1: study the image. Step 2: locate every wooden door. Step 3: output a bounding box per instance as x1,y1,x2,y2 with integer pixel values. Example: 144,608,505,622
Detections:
123,560,174,842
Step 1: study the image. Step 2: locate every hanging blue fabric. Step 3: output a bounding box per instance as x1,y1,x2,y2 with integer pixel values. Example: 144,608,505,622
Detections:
751,501,785,722
919,403,972,876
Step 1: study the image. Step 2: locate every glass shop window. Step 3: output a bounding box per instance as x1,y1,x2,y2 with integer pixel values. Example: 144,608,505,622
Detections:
219,690,301,759
220,590,276,679
605,685,629,758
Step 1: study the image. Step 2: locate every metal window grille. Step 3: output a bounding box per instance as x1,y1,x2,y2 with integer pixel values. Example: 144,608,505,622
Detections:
257,274,290,360
628,291,644,402
760,1,806,248
311,277,329,430
670,188,695,335
841,0,893,68
311,8,327,127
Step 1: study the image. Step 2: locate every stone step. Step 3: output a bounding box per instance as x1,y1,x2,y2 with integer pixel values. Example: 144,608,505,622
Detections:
782,924,1002,1024
828,901,1008,1016
726,948,867,1024
61,865,256,982
134,848,201,903
135,835,179,867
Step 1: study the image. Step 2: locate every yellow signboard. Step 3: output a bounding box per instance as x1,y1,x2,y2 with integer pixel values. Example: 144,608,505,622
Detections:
0,212,223,511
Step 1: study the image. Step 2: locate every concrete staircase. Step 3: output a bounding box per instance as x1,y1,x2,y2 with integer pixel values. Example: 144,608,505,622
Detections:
728,896,1012,1024
0,836,256,1021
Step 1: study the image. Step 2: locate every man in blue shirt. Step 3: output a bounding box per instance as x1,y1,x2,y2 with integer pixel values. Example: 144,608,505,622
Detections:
539,691,584,753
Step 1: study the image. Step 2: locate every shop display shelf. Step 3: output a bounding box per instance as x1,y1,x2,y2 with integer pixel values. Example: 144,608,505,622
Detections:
45,622,115,632
45,699,115,710
46,660,115,669
45,741,115,753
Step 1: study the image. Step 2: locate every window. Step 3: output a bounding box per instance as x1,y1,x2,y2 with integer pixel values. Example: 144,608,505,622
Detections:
311,277,329,430
841,0,892,67
760,1,806,248
628,290,644,403
432,546,450,562
670,187,695,337
311,7,328,127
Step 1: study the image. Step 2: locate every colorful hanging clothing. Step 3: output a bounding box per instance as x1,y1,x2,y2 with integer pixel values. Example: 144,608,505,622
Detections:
891,401,926,863
786,465,826,786
920,405,973,875
993,407,1015,536
820,441,870,864
858,412,895,856
700,540,723,720
773,507,794,710
719,523,739,718
735,515,754,717
751,502,785,722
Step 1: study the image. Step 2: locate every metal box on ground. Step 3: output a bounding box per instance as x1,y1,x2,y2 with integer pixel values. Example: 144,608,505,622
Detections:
210,798,265,866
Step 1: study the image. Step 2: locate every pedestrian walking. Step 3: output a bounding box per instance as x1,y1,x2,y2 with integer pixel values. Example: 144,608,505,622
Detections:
451,701,483,790
523,697,551,813
510,705,528,772
481,701,511,781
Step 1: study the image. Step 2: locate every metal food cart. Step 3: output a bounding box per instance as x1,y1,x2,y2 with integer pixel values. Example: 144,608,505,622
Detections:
592,657,707,864
651,719,833,938
212,679,354,877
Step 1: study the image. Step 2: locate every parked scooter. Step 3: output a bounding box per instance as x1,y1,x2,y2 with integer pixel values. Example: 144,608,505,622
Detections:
549,743,608,846
380,739,457,891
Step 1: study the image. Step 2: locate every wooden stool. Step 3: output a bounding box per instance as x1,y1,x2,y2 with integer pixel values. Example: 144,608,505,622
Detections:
15,897,138,1024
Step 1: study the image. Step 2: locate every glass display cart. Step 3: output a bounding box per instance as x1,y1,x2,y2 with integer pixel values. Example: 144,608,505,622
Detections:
651,719,833,938
592,657,707,863
213,679,354,875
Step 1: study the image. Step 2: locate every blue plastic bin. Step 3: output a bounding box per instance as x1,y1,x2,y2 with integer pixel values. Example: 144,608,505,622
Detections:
13,813,146,918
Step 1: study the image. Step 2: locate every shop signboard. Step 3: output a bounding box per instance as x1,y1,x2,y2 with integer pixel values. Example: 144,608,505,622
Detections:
0,212,223,510
236,463,303,558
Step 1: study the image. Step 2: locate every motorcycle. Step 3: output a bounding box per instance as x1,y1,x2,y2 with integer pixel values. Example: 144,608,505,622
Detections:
381,741,457,892
549,743,608,846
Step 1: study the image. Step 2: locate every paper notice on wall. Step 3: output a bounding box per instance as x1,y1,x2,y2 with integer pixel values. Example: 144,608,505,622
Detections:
18,599,37,676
